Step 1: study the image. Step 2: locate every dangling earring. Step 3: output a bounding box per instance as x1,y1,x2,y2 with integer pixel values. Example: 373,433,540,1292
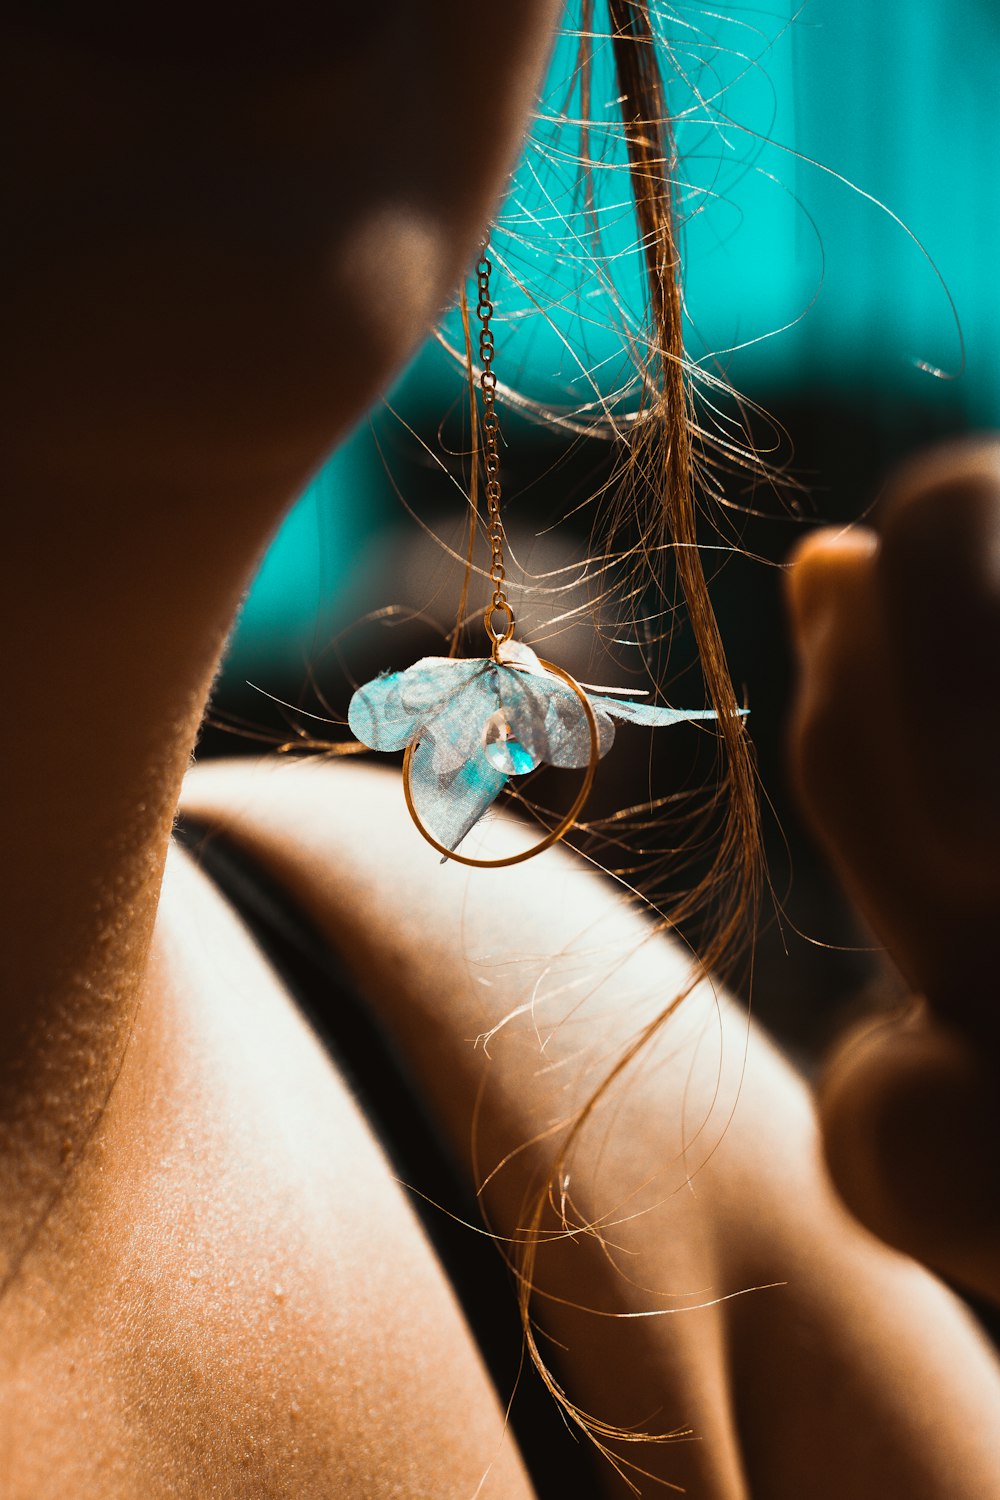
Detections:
348,235,724,868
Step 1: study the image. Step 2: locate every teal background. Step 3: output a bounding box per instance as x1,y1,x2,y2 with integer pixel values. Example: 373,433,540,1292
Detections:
225,0,1000,673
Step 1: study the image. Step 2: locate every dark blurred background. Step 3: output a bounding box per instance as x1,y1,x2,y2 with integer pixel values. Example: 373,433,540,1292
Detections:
196,0,1000,1066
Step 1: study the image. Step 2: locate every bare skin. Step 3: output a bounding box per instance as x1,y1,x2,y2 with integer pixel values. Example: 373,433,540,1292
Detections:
0,0,563,1304
1,8,562,1493
177,756,1000,1498
3,7,1000,1498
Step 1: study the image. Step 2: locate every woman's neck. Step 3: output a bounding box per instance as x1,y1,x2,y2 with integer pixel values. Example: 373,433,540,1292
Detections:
0,0,563,1295
0,472,288,1292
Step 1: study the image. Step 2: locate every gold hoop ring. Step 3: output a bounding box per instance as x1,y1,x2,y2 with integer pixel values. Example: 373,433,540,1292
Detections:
401,658,599,869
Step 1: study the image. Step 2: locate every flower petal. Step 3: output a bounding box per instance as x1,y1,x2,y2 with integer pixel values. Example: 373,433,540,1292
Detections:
422,664,503,774
495,638,546,674
398,657,490,712
493,666,552,764
408,732,508,854
348,671,418,751
349,657,497,763
492,664,614,769
590,695,726,728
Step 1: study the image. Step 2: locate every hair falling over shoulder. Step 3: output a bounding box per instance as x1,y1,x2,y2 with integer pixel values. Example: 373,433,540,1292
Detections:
504,0,763,1476
529,0,761,993
603,0,761,963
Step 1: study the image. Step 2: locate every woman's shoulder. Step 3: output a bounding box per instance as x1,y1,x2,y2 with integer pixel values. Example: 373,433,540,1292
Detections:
180,755,1000,1499
2,810,537,1500
178,756,750,1492
176,753,830,1254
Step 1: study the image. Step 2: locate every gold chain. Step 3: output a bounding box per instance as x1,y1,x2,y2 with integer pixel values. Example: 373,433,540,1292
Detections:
477,239,514,652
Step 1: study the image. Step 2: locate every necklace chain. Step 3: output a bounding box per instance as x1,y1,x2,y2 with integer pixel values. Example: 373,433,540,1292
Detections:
476,240,512,645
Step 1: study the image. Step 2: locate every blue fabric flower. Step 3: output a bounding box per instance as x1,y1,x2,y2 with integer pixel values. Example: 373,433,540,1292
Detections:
348,639,727,853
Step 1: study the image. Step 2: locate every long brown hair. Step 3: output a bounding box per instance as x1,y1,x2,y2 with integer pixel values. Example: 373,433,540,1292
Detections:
604,0,760,956
507,0,762,1474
